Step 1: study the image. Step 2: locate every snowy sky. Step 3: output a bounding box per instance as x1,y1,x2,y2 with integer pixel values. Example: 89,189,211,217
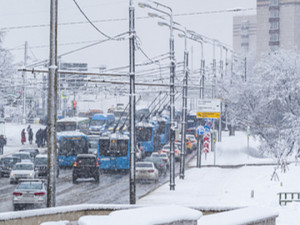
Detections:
0,0,256,70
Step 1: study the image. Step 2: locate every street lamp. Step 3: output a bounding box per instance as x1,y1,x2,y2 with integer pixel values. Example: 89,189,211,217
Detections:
160,21,189,180
186,30,205,99
139,0,176,191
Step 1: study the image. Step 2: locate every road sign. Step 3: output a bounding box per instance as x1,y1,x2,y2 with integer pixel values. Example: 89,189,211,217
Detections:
197,112,220,119
197,99,221,118
196,126,205,135
204,125,211,133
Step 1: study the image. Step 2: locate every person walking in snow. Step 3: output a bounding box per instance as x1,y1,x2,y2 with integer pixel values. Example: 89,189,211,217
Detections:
21,129,26,145
28,127,33,144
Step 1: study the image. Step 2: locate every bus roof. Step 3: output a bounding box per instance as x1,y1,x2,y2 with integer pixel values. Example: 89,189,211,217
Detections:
57,117,90,123
57,131,87,138
136,121,154,128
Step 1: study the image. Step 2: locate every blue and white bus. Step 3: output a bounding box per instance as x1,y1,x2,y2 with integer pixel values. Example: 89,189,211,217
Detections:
97,133,129,172
136,121,160,155
57,117,90,134
57,131,89,167
89,114,115,135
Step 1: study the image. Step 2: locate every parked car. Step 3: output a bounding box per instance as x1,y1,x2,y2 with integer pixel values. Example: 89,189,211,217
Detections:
19,149,39,160
10,162,36,184
34,154,59,178
0,156,21,177
186,134,197,150
160,143,181,161
12,152,32,162
135,162,159,183
144,157,167,176
72,154,100,184
150,152,170,169
12,179,47,210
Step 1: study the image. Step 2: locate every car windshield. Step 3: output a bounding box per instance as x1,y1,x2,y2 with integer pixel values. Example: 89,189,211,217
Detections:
13,164,33,170
91,120,106,126
17,182,42,190
35,157,47,165
13,154,30,160
1,158,17,165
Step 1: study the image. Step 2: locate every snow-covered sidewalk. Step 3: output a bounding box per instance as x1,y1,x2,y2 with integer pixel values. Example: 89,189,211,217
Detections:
137,131,300,225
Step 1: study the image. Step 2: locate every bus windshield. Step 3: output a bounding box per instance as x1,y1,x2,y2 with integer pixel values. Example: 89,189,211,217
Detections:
57,122,77,132
157,121,165,135
136,127,152,142
99,139,128,157
58,138,87,156
91,120,106,126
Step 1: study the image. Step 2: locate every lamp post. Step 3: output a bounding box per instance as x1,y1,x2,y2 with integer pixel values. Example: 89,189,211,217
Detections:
139,1,176,190
129,0,136,204
163,22,188,180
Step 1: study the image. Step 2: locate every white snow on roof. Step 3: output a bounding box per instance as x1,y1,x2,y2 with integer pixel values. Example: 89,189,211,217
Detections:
57,117,89,123
56,131,86,137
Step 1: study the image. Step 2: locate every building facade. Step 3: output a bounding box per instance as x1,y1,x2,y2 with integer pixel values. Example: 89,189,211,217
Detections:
256,0,300,58
233,15,257,55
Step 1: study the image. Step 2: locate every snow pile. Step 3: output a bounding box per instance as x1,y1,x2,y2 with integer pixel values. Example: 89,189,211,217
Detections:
78,205,202,225
41,221,69,225
197,206,278,225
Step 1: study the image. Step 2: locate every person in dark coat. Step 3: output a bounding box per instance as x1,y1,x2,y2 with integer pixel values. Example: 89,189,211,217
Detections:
21,129,26,145
28,128,33,144
36,128,42,148
0,135,5,154
42,127,48,147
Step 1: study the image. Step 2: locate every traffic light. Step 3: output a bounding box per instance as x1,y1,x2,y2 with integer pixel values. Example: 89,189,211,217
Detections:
73,100,77,110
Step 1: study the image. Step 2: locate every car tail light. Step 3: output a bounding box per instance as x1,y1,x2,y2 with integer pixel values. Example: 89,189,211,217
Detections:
13,192,22,196
34,192,46,196
73,162,77,167
175,150,179,154
96,162,99,166
148,169,154,173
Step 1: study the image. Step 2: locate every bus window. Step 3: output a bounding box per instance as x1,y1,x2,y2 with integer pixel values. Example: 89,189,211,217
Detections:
136,127,152,142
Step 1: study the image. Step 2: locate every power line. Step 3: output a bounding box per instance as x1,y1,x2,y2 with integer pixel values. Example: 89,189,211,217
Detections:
0,7,256,31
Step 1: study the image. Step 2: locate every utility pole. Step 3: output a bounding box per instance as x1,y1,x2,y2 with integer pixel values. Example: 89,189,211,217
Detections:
212,40,216,98
200,42,205,99
180,30,188,180
244,57,247,82
47,0,58,208
129,0,136,204
22,41,28,124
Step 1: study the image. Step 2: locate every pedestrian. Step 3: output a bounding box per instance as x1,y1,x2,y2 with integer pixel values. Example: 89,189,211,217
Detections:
42,127,48,147
36,128,42,148
28,127,33,144
21,129,26,145
0,135,5,155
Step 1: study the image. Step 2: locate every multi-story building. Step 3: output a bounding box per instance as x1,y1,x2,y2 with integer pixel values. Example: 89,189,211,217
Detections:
233,15,257,55
256,0,300,59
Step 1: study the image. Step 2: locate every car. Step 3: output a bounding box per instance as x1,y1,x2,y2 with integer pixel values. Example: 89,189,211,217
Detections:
88,135,98,156
150,152,170,169
12,152,32,162
12,179,47,210
136,162,159,183
0,156,21,177
10,162,36,184
19,149,39,160
186,134,197,150
160,143,181,161
72,154,100,184
34,154,59,178
144,157,167,176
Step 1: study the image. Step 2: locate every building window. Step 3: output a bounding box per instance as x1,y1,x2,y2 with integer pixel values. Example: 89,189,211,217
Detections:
270,0,279,6
270,21,279,30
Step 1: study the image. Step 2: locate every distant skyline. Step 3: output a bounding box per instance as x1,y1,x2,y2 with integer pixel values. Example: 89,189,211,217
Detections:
0,0,256,70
